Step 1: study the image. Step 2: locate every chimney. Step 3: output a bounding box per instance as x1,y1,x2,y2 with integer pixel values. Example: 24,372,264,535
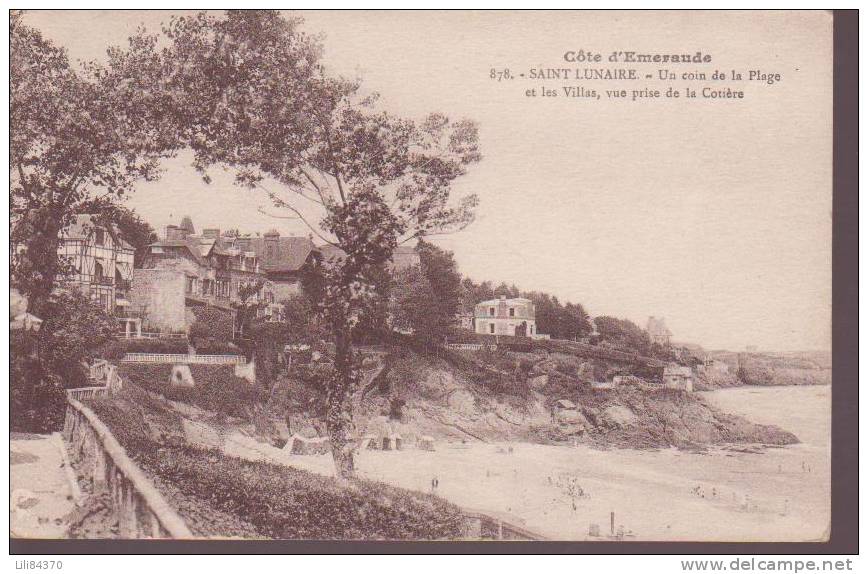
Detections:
202,228,221,239
179,215,195,236
165,224,184,241
264,229,280,263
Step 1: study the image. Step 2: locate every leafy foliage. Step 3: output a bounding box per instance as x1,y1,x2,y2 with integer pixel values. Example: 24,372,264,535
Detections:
10,13,167,312
11,290,118,432
18,9,481,477
11,330,66,433
79,200,157,267
189,305,235,344
592,316,653,355
390,241,463,345
39,291,119,384
130,12,482,476
117,363,262,419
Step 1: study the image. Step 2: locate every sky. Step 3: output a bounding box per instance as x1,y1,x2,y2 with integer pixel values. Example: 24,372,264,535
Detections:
21,10,833,352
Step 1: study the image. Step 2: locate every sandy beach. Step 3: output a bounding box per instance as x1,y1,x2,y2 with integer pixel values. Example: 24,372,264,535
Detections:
224,385,830,541
355,385,831,541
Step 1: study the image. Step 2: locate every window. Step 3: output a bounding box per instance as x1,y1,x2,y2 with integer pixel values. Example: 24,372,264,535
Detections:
489,307,495,317
95,228,105,246
94,261,104,278
489,323,495,334
509,307,515,317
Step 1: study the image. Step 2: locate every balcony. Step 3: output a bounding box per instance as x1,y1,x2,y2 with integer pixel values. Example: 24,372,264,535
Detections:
94,276,114,287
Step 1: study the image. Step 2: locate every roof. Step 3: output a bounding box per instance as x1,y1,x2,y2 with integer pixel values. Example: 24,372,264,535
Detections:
555,399,576,409
233,236,316,272
317,244,421,270
477,297,533,307
149,238,208,266
663,365,693,375
61,214,135,251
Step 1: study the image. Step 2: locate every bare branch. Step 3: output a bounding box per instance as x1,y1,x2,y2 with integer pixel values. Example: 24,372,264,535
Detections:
300,168,329,205
254,195,339,248
397,224,474,246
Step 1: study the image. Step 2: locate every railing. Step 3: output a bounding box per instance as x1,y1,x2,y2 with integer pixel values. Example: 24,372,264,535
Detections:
118,331,188,340
462,509,547,541
95,276,114,286
87,360,125,393
63,395,193,539
446,343,497,351
89,359,110,383
122,353,247,365
67,386,109,401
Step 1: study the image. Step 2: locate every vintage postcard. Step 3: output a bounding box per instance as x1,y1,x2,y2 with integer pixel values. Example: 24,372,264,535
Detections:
9,9,840,546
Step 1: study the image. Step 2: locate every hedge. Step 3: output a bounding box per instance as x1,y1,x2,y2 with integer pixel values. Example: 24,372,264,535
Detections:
117,363,262,418
193,340,243,356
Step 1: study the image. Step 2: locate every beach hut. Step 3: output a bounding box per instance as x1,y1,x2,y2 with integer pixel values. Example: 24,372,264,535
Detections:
418,436,436,451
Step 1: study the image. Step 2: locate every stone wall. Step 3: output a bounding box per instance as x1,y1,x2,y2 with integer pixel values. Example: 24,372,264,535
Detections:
269,279,303,302
130,269,187,333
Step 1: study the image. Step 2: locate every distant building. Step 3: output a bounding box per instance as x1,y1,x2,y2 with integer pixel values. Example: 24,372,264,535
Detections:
57,214,135,316
132,217,282,334
647,316,672,347
230,230,318,300
662,364,694,392
316,244,421,273
474,295,540,337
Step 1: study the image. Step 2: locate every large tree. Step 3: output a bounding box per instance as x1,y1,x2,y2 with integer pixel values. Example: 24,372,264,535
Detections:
103,11,481,477
390,242,464,346
10,12,166,314
593,315,652,355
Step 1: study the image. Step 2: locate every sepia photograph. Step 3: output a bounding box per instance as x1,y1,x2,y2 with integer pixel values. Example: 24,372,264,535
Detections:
6,8,857,555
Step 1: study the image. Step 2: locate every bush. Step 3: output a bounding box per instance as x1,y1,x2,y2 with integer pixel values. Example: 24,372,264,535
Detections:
86,385,466,540
193,340,242,356
12,290,116,431
189,306,235,342
11,331,67,433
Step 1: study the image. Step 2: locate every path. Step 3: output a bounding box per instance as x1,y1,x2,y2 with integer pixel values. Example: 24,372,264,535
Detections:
10,432,78,538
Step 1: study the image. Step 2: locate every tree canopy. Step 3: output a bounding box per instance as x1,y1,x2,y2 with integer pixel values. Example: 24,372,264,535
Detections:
13,9,480,477
390,241,463,345
10,11,167,311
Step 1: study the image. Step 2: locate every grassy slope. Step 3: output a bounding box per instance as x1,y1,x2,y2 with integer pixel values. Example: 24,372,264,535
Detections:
86,383,466,540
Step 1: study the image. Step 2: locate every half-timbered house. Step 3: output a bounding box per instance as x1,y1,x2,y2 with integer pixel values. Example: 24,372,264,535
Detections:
57,214,135,315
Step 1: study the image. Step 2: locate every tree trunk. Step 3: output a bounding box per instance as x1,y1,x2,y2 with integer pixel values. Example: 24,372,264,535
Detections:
326,326,357,478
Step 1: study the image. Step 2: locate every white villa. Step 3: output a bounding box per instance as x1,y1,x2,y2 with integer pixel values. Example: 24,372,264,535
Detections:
474,295,541,338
